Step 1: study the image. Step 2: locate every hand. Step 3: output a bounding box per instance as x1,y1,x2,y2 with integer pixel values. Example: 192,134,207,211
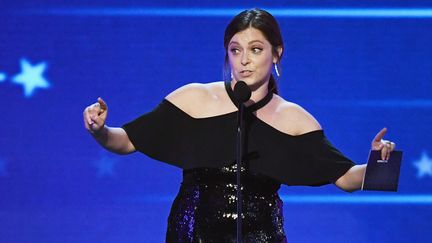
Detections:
371,127,396,161
83,97,108,134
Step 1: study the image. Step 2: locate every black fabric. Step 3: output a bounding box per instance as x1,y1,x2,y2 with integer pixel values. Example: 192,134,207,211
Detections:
122,99,355,186
166,164,286,242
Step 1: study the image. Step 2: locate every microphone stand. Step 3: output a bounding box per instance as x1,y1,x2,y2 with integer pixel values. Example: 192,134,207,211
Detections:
236,102,245,243
231,80,250,243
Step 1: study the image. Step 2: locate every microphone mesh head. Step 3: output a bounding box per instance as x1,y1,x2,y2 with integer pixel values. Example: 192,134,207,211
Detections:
233,81,251,103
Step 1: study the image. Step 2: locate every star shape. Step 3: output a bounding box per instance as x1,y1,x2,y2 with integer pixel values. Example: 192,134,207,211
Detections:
0,72,6,82
92,154,117,177
0,158,8,177
12,59,50,97
413,152,432,178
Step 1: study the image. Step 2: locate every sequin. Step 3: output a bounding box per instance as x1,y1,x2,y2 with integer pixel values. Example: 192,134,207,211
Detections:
166,163,287,242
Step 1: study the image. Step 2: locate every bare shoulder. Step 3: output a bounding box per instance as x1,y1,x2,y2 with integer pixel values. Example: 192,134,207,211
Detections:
165,81,227,116
268,95,322,135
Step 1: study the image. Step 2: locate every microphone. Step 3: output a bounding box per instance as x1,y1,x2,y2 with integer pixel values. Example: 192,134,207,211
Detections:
233,81,251,103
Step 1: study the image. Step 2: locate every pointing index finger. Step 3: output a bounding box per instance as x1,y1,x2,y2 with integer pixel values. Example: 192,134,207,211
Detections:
373,127,387,142
98,97,108,110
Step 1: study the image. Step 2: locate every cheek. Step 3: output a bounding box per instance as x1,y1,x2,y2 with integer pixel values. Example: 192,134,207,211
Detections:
257,56,274,72
227,55,235,67
228,53,239,62
228,58,242,73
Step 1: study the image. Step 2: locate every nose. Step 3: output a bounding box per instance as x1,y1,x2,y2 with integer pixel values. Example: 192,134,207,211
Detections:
241,51,250,65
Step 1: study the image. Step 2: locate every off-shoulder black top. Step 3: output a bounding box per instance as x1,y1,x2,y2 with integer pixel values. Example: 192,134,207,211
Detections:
122,83,355,186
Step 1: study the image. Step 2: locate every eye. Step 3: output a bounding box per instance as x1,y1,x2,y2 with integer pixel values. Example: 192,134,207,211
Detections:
252,47,263,53
230,48,240,54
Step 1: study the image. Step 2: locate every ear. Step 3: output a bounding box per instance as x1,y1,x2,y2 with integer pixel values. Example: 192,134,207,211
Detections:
273,46,283,63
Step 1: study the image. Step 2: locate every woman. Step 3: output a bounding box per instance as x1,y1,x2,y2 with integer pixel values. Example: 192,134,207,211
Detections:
83,9,395,242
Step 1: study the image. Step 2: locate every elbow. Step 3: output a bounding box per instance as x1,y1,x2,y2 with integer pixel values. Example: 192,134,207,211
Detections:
116,150,134,155
105,144,136,155
341,186,360,193
335,176,362,193
335,165,365,193
117,146,136,155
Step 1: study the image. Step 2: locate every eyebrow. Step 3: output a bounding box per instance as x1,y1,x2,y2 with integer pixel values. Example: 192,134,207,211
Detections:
228,40,264,46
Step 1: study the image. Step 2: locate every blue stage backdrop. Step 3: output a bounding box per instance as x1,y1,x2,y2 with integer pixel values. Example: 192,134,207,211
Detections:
1,1,432,242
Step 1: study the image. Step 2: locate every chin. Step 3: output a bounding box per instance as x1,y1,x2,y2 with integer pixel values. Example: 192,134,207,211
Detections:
235,77,255,84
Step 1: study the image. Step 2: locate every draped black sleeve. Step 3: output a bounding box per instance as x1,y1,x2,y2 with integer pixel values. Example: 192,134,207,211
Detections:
122,99,355,186
122,100,190,168
122,99,237,169
247,119,355,186
295,131,356,186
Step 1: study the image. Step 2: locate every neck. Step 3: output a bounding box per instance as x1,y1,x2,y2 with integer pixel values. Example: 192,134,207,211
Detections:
230,79,270,106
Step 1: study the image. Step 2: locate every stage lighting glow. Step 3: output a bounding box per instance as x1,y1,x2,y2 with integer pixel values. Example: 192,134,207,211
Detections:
18,7,432,18
12,59,50,98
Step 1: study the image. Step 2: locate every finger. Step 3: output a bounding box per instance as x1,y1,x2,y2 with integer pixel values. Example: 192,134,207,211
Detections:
93,102,102,114
382,142,392,160
83,108,94,125
372,141,384,151
87,110,99,123
373,127,387,142
88,105,104,123
89,104,103,117
381,145,388,160
387,142,392,160
98,97,108,111
84,110,99,131
92,113,106,127
83,114,91,130
90,122,101,131
387,142,396,161
391,142,396,151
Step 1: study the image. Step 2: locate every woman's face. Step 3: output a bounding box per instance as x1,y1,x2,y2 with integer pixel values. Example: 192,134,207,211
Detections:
228,27,278,89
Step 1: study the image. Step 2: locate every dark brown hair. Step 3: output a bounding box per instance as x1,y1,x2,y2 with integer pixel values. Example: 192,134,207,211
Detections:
224,8,284,94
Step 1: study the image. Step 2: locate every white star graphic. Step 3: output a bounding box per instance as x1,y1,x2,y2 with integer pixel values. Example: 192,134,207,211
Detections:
0,158,8,177
12,59,50,97
0,72,6,82
93,154,117,177
413,152,432,178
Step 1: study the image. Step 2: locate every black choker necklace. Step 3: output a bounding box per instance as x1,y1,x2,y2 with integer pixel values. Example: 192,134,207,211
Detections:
224,81,273,112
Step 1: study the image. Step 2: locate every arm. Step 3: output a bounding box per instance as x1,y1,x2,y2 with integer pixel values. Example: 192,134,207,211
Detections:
83,97,136,154
90,126,136,154
335,128,396,192
85,83,209,154
277,103,396,192
335,164,366,192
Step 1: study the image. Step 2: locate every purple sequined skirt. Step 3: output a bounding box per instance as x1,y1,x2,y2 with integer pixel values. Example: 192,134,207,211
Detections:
166,164,287,242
